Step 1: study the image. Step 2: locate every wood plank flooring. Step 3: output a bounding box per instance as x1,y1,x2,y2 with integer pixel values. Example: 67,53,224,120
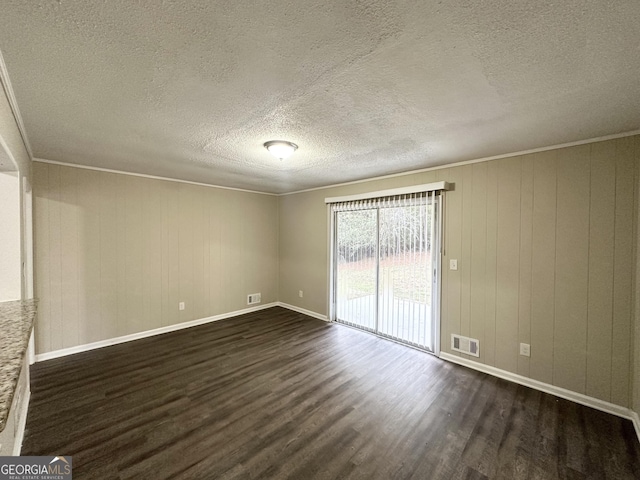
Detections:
23,307,640,479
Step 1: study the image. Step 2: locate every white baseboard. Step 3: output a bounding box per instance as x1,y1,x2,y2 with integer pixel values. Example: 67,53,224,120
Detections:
439,352,640,442
631,411,640,444
275,308,640,445
277,302,329,322
12,387,29,456
35,303,278,362
31,302,640,446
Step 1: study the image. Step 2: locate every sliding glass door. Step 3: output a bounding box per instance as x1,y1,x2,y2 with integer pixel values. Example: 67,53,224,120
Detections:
335,209,378,332
332,192,441,353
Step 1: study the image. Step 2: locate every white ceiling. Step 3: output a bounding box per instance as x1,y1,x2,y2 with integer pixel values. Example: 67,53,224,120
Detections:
0,1,639,194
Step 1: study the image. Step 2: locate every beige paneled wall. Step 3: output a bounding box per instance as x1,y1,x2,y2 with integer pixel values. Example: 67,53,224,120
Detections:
278,135,640,408
33,163,279,354
32,136,640,408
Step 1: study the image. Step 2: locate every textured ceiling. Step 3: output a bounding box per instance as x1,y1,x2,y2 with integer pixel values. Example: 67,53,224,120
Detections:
0,1,639,193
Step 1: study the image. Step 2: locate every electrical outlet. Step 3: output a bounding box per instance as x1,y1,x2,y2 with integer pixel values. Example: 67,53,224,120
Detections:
520,343,530,357
179,302,185,311
299,290,304,298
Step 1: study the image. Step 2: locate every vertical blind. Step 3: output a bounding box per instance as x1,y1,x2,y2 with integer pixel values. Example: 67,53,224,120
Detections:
331,189,442,351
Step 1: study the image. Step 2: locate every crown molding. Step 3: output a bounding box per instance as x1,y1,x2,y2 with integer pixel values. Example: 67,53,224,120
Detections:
4,39,637,198
33,158,278,196
280,129,640,196
30,129,640,197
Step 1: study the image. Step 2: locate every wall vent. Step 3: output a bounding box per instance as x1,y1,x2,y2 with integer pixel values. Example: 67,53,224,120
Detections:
247,293,261,305
451,334,479,357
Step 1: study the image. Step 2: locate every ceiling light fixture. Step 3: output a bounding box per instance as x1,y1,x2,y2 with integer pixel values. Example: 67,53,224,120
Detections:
264,140,298,160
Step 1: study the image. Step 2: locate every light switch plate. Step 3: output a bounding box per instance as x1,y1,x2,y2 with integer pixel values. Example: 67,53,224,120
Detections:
449,259,458,270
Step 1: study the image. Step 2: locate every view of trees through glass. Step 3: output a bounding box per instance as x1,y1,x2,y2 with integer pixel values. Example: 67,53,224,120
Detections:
336,206,433,302
335,200,436,351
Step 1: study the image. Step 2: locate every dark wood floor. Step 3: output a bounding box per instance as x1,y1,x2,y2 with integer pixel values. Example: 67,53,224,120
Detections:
23,307,640,479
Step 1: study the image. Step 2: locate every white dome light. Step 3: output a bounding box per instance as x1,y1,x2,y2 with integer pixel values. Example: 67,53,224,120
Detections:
264,140,298,160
